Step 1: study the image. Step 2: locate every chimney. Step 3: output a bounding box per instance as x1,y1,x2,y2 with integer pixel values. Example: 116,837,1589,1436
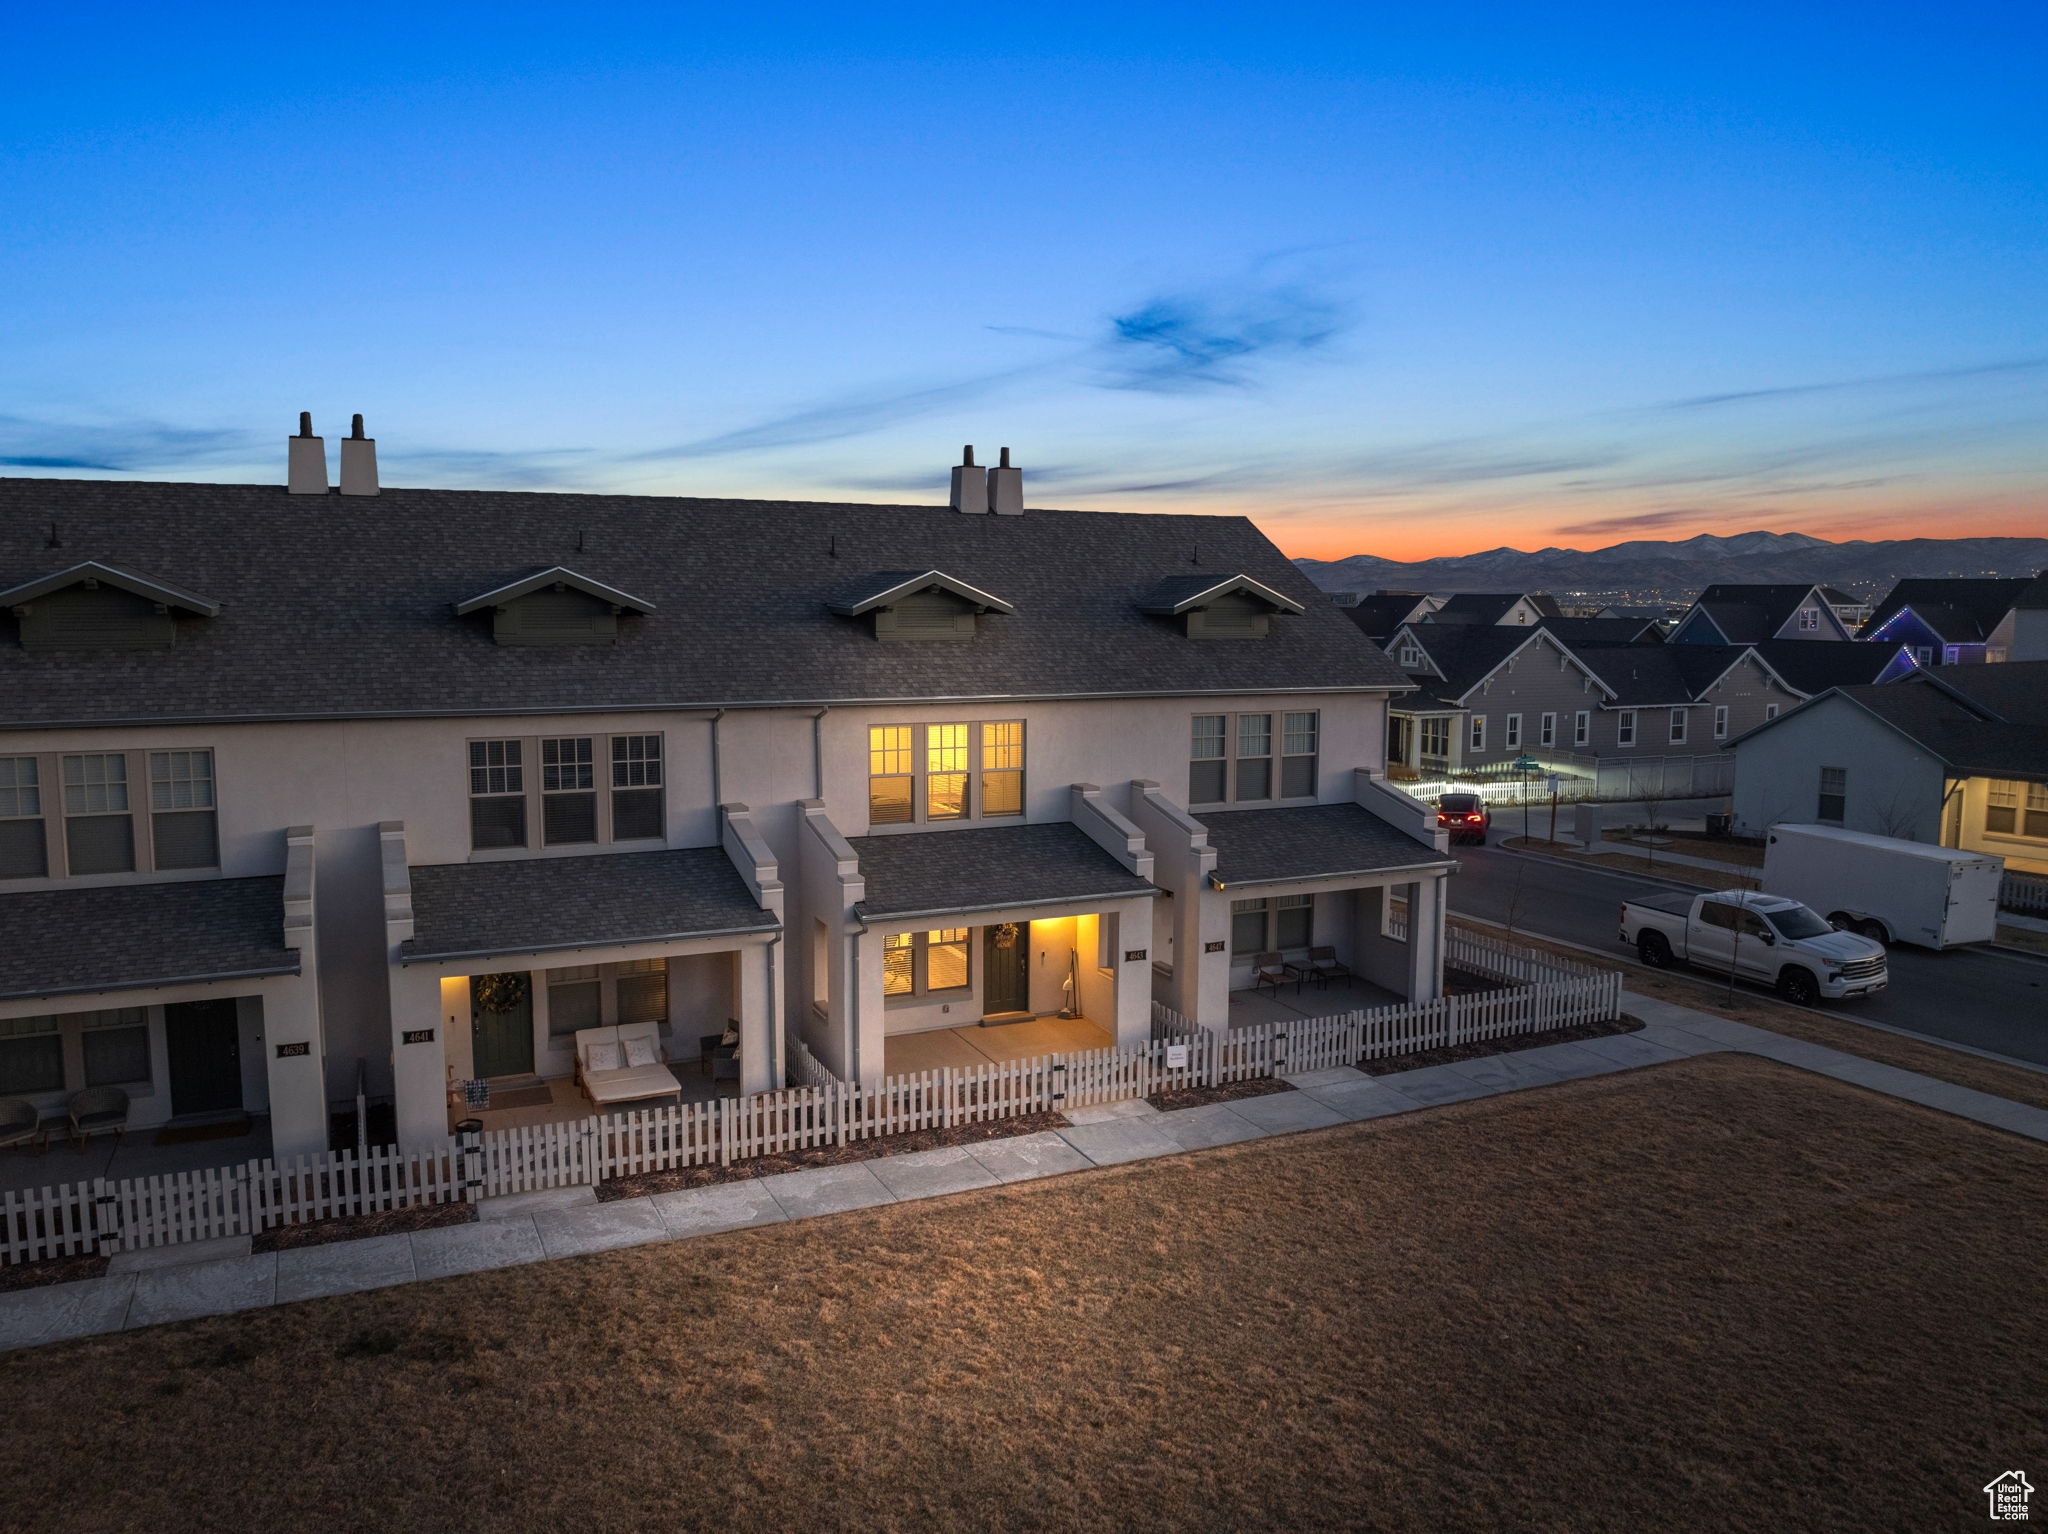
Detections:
339,413,379,496
949,445,988,514
988,445,1022,515
287,412,327,495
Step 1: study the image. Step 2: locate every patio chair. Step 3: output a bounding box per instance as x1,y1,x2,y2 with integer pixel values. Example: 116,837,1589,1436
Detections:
712,1051,742,1093
0,1098,39,1154
1307,946,1354,988
66,1086,130,1149
1253,952,1291,997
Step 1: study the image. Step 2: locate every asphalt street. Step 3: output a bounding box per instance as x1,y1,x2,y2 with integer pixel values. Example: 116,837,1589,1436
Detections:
1446,838,2048,1066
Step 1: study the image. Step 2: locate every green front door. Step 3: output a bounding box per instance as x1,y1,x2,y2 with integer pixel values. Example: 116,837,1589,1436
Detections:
982,923,1031,1017
470,973,535,1079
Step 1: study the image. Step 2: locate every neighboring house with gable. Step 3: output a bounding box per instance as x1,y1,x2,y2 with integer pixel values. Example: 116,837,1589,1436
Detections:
1668,583,1857,645
1340,590,1441,645
1421,591,1562,629
1855,573,2048,666
1727,659,2048,874
0,424,1454,1155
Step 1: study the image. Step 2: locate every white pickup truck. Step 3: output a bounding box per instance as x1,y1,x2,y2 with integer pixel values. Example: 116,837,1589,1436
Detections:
1618,889,1888,1005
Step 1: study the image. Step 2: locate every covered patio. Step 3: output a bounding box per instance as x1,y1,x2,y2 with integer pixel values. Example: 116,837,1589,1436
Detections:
386,837,783,1146
837,818,1161,1083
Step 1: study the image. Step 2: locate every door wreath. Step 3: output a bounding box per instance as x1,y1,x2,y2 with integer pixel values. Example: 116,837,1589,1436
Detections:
472,972,530,1013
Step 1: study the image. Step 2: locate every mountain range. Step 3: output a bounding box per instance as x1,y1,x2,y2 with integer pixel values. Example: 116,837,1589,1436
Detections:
1293,531,2048,600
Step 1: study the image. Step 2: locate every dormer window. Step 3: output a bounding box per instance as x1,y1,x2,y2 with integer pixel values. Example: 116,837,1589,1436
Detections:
1398,641,1423,669
828,571,1014,642
0,562,219,652
1137,574,1305,639
453,567,655,648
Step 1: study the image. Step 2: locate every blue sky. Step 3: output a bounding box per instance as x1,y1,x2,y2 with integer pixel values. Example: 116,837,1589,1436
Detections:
3,3,2044,557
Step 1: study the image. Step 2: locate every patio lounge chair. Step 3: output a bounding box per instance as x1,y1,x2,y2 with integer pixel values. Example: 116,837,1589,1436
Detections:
712,1051,742,1093
574,1023,683,1110
0,1098,39,1154
67,1086,130,1149
1306,946,1354,987
1253,952,1291,997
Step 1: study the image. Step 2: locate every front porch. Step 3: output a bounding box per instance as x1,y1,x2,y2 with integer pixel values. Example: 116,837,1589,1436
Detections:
386,834,785,1147
1226,974,1405,1029
883,1014,1113,1074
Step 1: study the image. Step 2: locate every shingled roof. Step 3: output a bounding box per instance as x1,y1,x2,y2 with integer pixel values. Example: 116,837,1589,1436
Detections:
0,877,295,1002
1728,660,2048,782
849,822,1158,920
0,479,1410,727
1856,577,2037,643
1200,803,1450,887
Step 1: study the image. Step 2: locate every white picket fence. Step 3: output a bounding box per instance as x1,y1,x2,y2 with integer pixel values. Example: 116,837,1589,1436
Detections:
0,1140,464,1268
0,944,1619,1268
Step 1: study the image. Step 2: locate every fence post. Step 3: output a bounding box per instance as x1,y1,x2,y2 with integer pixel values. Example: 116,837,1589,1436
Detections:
455,1117,485,1203
91,1176,119,1258
1446,995,1462,1050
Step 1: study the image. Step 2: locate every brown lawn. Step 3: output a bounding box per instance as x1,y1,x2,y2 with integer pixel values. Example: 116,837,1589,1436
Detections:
2,1055,2042,1534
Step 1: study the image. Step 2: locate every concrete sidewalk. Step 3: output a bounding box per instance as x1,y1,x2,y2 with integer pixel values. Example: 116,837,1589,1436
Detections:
5,989,2044,1354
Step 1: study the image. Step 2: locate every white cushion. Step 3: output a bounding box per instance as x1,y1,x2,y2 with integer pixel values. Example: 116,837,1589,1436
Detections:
586,1040,623,1073
621,1034,658,1069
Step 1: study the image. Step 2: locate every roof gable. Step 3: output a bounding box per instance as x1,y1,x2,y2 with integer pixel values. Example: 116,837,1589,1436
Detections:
824,569,1016,617
0,560,219,617
1134,573,1305,617
1858,576,2034,639
452,566,656,617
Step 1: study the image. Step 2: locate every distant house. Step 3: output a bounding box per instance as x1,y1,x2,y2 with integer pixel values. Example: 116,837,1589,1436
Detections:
1726,659,2048,875
1383,622,1907,781
1421,591,1562,628
1341,590,1441,644
1669,583,1856,644
1817,585,1872,632
1855,573,2048,666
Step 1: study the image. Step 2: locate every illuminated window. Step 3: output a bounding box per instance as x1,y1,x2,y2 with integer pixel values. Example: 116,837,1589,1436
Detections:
882,932,914,995
883,928,970,996
869,722,1022,825
980,722,1024,817
868,726,915,825
926,724,969,820
1469,715,1486,751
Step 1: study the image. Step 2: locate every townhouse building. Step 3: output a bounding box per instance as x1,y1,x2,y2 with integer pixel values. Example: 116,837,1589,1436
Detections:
1381,617,1906,781
0,430,1450,1155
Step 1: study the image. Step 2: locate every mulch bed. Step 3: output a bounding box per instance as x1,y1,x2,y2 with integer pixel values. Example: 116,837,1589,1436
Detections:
1145,1077,1296,1112
1442,966,1513,996
0,1252,110,1292
1359,1012,1644,1076
252,1201,475,1254
596,1110,1071,1201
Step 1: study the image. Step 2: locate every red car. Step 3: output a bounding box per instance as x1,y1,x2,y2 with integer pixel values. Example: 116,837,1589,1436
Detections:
1435,792,1491,845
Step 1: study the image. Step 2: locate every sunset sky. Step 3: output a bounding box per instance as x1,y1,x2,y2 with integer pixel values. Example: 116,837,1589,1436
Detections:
4,4,2044,561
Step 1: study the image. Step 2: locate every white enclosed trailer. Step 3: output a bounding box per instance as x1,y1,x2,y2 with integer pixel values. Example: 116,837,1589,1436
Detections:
1761,823,2003,950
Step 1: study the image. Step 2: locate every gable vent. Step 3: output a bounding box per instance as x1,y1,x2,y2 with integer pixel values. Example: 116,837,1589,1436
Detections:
1187,592,1270,639
876,588,979,641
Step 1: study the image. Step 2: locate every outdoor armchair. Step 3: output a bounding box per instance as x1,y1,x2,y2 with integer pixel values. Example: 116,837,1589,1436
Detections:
66,1086,130,1148
0,1097,39,1153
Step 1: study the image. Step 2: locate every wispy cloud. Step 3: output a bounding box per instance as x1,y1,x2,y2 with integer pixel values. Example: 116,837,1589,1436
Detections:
381,446,596,488
1097,281,1347,393
1550,507,1721,537
635,366,1048,460
1659,356,2048,410
0,414,253,473
634,258,1358,460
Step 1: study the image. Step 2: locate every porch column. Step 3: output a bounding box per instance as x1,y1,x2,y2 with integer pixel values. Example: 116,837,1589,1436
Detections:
259,977,328,1157
388,961,451,1148
1110,896,1153,1049
735,937,778,1095
1405,874,1447,1002
850,926,888,1087
1190,888,1234,1034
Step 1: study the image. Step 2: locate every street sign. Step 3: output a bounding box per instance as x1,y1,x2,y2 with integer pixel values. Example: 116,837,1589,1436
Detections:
1546,774,1561,794
1511,756,1541,772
